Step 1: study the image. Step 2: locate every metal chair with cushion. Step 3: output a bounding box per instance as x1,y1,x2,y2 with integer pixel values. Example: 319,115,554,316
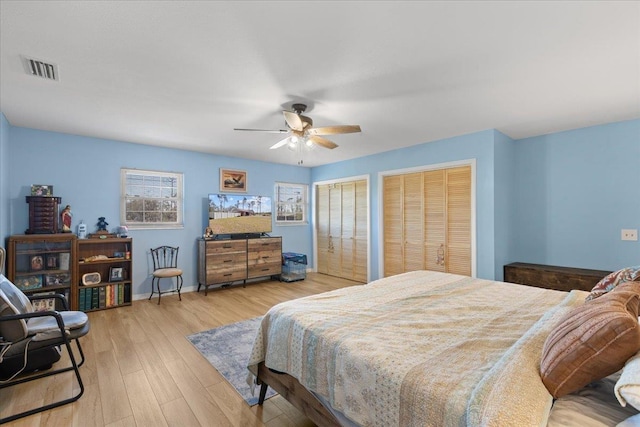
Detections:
0,273,90,423
149,246,183,304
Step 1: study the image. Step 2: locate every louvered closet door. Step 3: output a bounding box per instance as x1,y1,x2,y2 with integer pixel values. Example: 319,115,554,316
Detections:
445,166,471,275
316,180,368,282
328,185,342,276
383,175,403,276
383,165,471,277
340,182,355,279
316,184,330,275
424,170,446,272
403,173,425,271
353,180,368,282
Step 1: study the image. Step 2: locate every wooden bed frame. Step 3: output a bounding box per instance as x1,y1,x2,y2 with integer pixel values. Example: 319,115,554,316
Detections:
257,362,341,427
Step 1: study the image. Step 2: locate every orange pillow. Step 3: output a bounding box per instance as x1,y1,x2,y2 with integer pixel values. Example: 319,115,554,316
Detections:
540,281,640,398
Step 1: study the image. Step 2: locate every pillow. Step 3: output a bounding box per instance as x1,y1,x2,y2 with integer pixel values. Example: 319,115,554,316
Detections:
587,266,640,301
0,274,33,342
540,281,640,398
615,350,640,410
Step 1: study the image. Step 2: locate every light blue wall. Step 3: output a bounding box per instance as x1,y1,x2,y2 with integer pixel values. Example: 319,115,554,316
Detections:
493,130,516,280
2,116,638,295
0,113,9,249
512,119,640,270
6,126,311,298
312,130,498,280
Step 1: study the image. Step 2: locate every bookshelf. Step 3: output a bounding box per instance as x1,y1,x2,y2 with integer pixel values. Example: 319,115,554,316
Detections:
77,238,132,311
6,234,77,310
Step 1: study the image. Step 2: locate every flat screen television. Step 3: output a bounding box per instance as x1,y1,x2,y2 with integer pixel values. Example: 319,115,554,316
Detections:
208,194,272,236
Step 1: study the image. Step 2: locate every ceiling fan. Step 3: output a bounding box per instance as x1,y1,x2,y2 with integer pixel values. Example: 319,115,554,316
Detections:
234,103,361,151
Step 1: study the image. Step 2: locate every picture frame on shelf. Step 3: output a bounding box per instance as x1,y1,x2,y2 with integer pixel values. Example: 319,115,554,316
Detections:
30,255,44,271
30,184,53,196
14,275,43,291
220,168,247,192
109,267,124,282
45,273,70,286
32,296,56,312
46,254,59,270
59,252,70,270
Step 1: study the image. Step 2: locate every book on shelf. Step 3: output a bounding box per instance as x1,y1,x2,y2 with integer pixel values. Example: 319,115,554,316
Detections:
124,283,131,303
91,288,99,309
99,287,106,308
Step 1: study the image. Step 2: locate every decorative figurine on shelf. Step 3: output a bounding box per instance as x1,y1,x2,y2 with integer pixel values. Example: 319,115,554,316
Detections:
60,205,72,233
97,217,109,232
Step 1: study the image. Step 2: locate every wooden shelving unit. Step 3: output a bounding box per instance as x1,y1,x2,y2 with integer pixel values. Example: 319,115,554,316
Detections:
6,234,77,310
77,238,133,311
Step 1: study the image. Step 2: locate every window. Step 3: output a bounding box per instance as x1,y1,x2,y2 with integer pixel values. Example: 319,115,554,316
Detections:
121,168,183,229
275,182,308,225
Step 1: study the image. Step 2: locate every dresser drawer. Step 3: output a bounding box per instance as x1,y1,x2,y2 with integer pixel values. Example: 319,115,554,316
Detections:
247,264,281,279
207,267,247,283
207,240,246,254
247,238,281,252
207,251,247,265
248,249,280,263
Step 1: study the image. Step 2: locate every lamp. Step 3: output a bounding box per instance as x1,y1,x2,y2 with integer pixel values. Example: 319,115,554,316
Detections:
286,134,315,165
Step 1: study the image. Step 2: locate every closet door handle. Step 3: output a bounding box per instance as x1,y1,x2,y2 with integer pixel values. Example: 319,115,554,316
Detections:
436,244,445,266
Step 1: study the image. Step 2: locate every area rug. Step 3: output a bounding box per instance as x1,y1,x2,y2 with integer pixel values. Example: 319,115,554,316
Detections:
187,316,277,406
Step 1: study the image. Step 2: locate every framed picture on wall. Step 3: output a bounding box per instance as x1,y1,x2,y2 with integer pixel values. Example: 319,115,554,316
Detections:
220,169,247,192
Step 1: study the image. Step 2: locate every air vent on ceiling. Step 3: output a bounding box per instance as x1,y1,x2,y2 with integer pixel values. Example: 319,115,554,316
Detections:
22,56,59,81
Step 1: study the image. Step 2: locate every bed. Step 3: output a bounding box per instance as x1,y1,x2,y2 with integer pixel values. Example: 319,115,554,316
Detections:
247,270,640,427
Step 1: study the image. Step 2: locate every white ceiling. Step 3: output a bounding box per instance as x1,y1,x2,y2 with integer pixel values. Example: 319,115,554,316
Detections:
1,1,639,167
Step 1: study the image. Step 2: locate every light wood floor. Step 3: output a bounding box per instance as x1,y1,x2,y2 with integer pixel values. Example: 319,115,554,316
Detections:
1,273,362,427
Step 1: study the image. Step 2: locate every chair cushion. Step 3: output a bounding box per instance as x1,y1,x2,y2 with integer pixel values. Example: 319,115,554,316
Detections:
153,268,183,278
0,274,32,342
27,311,89,341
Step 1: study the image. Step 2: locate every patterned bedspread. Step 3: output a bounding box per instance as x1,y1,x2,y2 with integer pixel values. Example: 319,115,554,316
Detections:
248,271,587,426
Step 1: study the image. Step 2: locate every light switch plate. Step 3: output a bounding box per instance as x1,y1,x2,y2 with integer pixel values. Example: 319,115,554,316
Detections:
621,229,638,241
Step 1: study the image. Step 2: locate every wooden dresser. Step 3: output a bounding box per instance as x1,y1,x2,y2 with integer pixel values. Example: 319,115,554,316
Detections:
197,236,282,295
504,262,612,292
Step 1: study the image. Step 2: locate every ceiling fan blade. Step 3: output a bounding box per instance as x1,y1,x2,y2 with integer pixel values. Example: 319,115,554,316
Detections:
309,135,338,149
234,128,289,133
283,111,304,131
308,125,361,136
269,137,291,150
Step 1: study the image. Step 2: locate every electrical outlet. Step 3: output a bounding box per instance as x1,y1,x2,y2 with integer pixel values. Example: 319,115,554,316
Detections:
621,229,638,241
